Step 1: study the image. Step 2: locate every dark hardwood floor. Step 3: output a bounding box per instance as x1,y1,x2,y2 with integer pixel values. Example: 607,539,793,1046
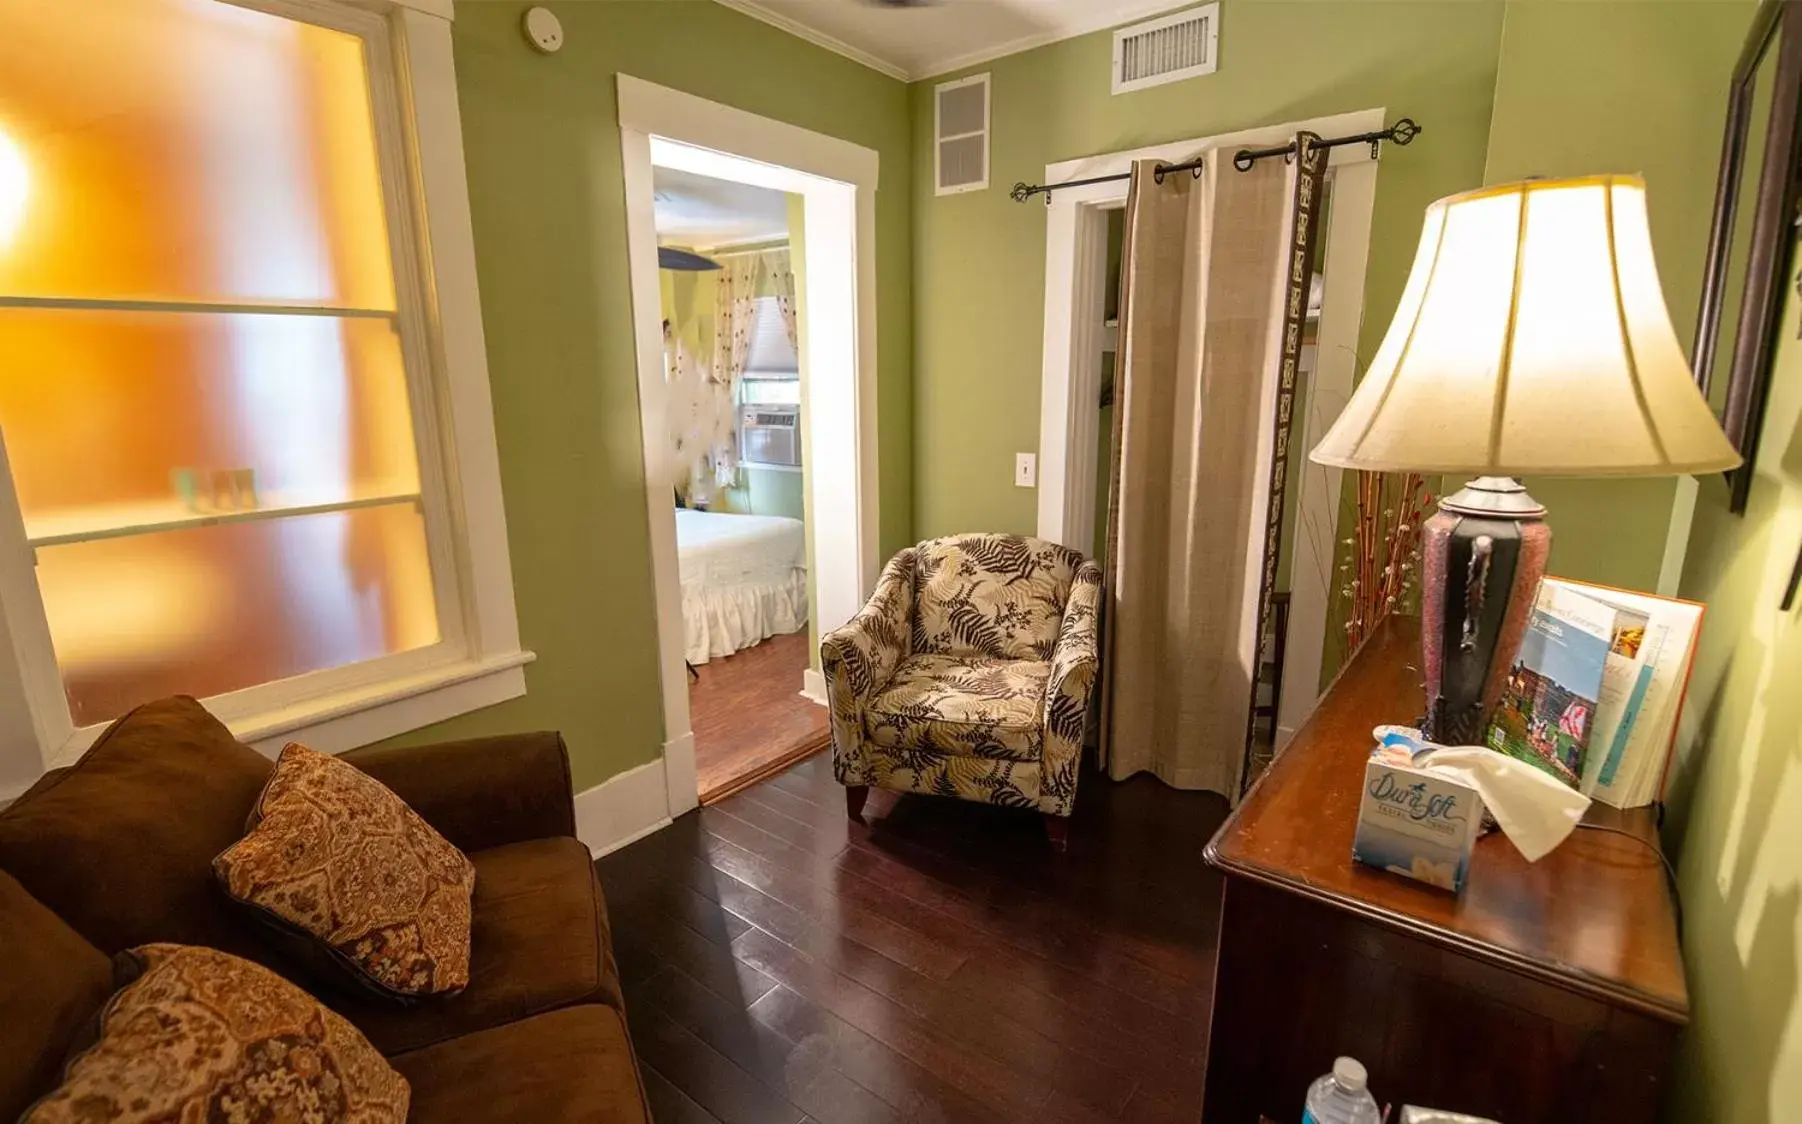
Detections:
691,631,830,804
596,750,1230,1124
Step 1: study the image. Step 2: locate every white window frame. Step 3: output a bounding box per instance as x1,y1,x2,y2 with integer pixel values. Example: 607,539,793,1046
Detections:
0,0,529,800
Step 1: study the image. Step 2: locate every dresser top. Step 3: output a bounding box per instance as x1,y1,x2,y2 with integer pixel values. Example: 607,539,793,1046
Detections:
1205,617,1689,1023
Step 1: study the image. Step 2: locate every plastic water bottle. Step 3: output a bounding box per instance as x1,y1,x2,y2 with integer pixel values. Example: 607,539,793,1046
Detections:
1302,1056,1382,1124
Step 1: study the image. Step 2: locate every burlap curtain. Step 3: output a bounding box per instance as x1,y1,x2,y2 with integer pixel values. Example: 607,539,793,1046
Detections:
1098,148,1314,801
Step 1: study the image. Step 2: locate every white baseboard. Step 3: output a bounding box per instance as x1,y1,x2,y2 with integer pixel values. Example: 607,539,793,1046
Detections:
662,731,698,819
801,667,828,706
574,758,672,858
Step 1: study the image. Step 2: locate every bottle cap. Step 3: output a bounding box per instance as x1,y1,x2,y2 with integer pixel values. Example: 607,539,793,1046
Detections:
1333,1057,1368,1092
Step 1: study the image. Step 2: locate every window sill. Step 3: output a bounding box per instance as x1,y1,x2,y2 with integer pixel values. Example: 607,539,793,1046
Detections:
48,649,536,768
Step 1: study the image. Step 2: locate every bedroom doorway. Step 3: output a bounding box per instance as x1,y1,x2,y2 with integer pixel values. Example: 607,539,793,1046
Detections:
619,76,880,820
653,166,827,803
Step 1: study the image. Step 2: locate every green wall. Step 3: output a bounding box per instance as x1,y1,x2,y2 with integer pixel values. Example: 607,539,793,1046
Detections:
1481,0,1749,592
720,466,805,520
911,0,1508,539
377,1,912,790
1669,243,1802,1123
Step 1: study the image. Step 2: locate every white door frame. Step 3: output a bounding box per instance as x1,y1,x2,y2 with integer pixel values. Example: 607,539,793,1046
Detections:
618,76,880,819
1035,107,1382,748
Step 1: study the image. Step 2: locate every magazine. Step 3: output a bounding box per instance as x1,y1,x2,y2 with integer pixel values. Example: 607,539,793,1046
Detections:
1483,584,1614,786
1542,579,1705,809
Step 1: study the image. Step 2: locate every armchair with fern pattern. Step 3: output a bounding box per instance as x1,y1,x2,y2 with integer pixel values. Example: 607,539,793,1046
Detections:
820,533,1102,850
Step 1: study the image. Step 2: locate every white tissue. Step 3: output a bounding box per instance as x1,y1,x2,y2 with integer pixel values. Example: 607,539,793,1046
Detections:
1414,746,1590,863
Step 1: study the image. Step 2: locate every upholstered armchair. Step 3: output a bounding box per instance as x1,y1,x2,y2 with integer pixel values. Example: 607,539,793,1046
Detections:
820,533,1102,849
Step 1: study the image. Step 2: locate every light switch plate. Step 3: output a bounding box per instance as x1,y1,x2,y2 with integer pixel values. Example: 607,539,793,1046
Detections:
1015,452,1037,488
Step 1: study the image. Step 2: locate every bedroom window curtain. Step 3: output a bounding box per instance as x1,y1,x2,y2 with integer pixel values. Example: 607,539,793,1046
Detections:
710,254,759,484
1097,139,1325,801
767,249,799,351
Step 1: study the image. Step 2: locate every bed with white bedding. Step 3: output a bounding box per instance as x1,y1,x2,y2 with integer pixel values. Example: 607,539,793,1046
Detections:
675,508,807,665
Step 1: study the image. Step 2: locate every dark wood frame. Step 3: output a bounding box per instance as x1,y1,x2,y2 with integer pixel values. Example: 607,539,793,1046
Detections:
1696,0,1802,513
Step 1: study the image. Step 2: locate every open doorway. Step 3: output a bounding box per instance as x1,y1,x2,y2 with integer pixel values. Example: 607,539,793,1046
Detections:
651,167,826,802
618,76,880,820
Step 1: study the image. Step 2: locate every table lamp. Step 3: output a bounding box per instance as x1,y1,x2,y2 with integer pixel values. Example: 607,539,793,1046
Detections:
1310,175,1741,744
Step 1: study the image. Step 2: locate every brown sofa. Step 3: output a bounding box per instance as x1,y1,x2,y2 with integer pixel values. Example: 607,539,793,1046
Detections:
0,696,650,1123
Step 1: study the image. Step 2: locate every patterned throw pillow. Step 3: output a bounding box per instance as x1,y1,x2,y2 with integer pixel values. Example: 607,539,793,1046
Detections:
214,742,476,1001
21,943,409,1124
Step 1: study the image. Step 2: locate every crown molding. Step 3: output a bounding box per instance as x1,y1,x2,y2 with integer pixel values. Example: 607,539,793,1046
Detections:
915,0,1196,80
713,0,1198,84
711,0,912,82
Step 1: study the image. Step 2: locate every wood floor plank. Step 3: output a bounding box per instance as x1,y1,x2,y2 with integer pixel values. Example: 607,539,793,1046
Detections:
638,966,903,1124
693,830,971,982
729,929,1050,1120
616,903,780,1009
642,1063,725,1124
690,631,828,804
748,984,1017,1124
629,1005,809,1124
602,760,1226,1123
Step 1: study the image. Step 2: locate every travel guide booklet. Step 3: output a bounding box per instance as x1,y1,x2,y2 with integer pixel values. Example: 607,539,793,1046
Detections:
1484,584,1614,786
1544,579,1705,809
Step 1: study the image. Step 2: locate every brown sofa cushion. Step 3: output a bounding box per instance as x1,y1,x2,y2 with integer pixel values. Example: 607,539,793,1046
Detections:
0,871,114,1123
330,837,622,1055
21,944,409,1124
391,1005,647,1124
214,742,476,1002
0,696,273,958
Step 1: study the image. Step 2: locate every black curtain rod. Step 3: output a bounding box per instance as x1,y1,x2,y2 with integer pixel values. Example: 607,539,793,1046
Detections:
1008,118,1421,204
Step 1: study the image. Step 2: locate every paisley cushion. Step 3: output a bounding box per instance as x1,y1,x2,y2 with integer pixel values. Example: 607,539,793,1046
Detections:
865,654,1049,762
214,742,476,1002
912,534,1084,660
21,943,409,1124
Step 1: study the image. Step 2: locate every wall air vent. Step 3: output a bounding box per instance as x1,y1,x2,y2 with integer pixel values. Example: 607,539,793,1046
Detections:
934,73,990,195
1113,4,1219,95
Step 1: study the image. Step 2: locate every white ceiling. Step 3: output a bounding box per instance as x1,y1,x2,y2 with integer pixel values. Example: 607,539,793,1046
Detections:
652,166,791,249
714,0,1198,82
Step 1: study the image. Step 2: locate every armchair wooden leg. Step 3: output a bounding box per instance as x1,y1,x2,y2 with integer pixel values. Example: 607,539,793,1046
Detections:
1044,814,1069,853
845,785,870,824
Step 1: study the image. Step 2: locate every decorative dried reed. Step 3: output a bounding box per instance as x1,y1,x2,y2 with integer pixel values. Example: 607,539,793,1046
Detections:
1339,471,1433,649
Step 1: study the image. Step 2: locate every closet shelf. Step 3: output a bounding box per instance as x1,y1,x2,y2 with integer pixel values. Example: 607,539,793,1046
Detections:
25,485,422,548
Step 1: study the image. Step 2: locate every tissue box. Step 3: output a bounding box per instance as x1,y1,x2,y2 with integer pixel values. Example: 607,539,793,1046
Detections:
1352,733,1486,893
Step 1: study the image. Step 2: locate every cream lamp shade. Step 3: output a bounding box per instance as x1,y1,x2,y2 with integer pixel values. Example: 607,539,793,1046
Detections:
1311,175,1742,476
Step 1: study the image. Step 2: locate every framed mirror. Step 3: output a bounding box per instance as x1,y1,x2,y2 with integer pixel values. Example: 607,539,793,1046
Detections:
1695,0,1802,513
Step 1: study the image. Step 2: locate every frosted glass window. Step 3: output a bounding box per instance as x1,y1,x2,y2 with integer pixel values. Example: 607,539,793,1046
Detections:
0,0,443,725
0,0,395,308
0,311,420,523
39,505,440,728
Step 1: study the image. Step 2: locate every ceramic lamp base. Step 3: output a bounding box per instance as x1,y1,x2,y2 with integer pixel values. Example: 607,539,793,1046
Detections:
1418,477,1551,745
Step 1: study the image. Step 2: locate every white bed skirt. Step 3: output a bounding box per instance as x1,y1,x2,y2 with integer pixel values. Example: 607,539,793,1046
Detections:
683,569,808,665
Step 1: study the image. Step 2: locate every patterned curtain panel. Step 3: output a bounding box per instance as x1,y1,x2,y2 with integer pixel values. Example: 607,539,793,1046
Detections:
710,255,758,484
766,248,799,350
1098,149,1310,801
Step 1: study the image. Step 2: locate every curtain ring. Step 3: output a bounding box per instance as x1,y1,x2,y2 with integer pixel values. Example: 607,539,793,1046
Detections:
1232,150,1254,172
1191,163,1203,180
1153,166,1166,185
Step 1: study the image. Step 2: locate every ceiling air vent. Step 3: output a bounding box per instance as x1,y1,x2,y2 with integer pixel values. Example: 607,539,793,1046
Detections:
934,73,990,196
1113,4,1219,95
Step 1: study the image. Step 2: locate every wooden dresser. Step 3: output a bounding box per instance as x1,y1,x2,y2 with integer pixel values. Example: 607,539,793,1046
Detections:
1202,618,1687,1123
